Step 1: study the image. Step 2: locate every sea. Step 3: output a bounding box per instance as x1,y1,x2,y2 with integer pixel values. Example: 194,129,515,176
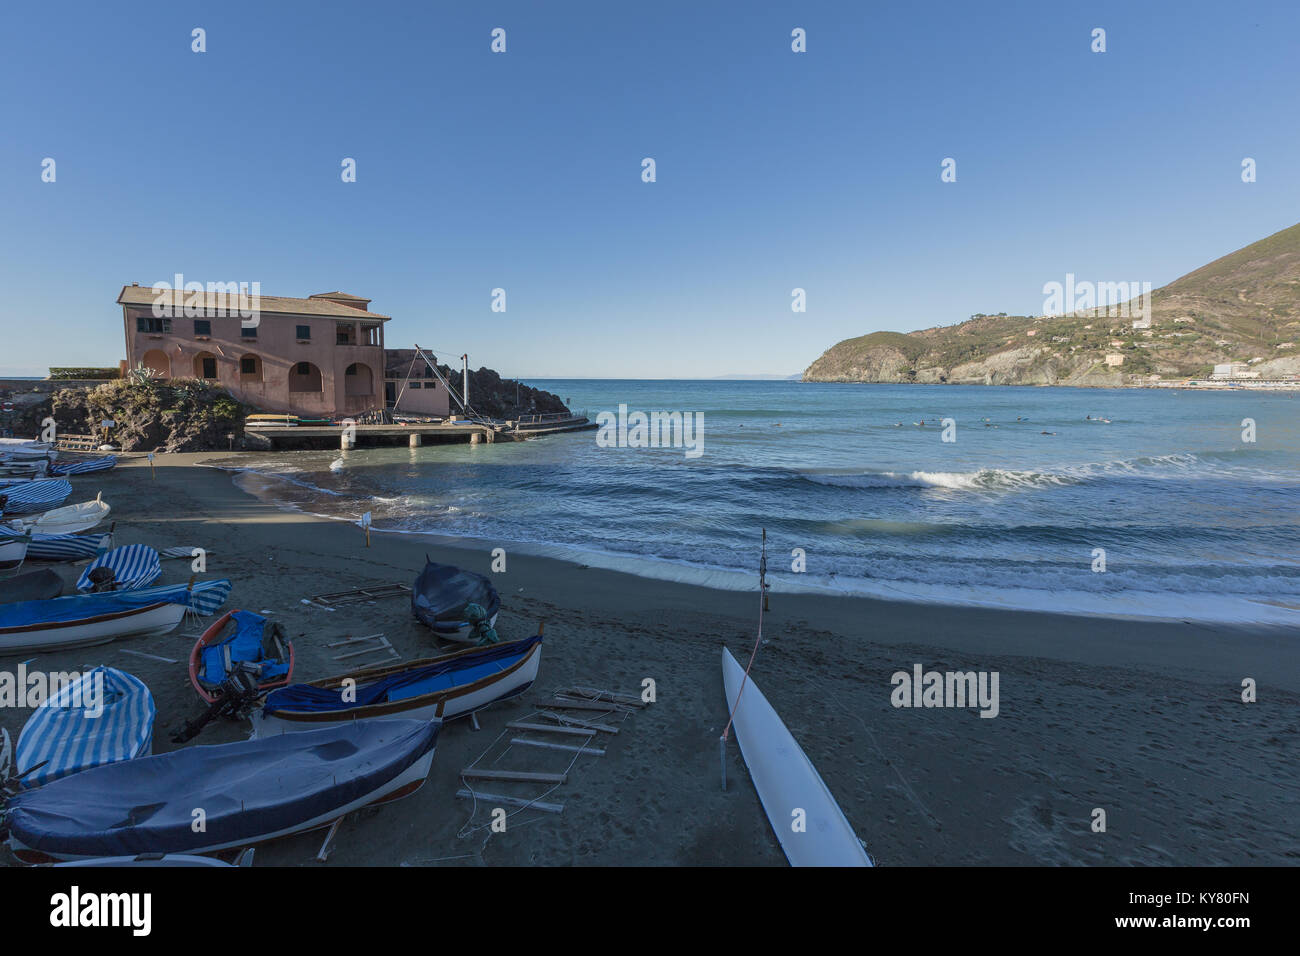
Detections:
215,381,1300,626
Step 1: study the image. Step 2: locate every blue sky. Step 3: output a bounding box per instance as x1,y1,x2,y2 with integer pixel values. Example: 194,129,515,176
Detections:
2,0,1298,378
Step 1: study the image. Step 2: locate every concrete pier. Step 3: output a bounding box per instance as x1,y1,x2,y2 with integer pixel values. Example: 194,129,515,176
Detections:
244,416,595,450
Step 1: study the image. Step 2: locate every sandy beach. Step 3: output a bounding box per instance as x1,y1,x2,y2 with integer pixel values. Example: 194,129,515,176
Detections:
2,453,1297,867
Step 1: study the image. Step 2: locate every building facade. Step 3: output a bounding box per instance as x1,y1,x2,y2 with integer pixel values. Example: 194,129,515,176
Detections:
118,285,390,419
383,349,451,419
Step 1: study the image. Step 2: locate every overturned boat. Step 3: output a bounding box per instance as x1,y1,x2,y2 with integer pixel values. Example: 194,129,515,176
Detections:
2,719,440,863
411,558,500,640
252,628,542,736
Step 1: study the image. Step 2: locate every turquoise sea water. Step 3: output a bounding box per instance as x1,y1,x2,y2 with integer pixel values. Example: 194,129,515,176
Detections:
221,381,1300,626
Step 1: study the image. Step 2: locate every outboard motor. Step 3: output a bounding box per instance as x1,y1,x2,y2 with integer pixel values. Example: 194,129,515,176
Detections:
170,662,266,743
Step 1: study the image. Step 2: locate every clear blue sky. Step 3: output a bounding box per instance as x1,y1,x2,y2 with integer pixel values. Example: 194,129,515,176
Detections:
2,0,1298,378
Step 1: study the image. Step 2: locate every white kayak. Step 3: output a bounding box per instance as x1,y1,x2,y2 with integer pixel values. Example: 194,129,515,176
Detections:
722,646,872,867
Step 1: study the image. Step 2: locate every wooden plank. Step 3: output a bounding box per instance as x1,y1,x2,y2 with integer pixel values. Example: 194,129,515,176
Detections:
511,738,605,756
460,769,567,784
455,790,564,814
542,715,620,734
507,721,595,737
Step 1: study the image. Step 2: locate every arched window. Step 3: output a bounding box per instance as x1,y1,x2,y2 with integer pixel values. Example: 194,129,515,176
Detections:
141,349,170,378
289,361,322,392
344,362,374,396
193,351,218,380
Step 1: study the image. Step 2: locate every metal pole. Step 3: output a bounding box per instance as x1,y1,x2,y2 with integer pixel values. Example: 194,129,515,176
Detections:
461,354,469,410
719,735,727,791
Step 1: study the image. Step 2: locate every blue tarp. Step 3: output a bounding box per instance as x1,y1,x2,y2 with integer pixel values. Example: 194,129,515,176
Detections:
4,719,439,858
0,579,231,628
411,559,501,631
198,610,290,687
263,633,541,715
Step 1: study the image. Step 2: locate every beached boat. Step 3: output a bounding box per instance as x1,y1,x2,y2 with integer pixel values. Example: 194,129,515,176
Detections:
189,610,294,704
14,666,154,788
48,455,116,477
252,629,542,736
2,718,440,863
75,544,162,592
26,493,111,535
0,479,72,516
0,597,187,656
0,569,63,604
52,852,246,868
411,558,500,638
0,579,232,656
0,525,110,562
0,534,29,573
0,440,56,462
722,646,872,867
0,461,48,480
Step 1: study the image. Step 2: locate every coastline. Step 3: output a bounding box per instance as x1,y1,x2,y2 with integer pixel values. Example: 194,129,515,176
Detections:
3,453,1297,866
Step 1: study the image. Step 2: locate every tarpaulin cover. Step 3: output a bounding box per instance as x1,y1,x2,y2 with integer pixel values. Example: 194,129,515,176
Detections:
0,569,63,604
4,718,439,858
16,666,154,788
411,559,500,631
0,579,231,628
263,633,542,715
198,610,291,687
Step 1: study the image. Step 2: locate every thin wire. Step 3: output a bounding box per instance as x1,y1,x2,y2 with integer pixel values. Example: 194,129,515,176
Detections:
721,531,767,743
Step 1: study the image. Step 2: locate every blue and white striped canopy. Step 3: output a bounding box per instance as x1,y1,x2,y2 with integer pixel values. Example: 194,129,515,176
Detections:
0,525,110,561
94,578,234,617
0,479,72,515
15,666,155,788
76,544,162,592
49,456,117,477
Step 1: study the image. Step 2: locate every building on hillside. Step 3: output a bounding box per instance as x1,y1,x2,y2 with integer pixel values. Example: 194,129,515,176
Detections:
1212,362,1257,380
118,285,391,419
383,349,451,419
1104,353,1125,367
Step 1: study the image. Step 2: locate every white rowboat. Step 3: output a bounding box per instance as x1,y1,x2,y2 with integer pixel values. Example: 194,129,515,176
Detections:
722,646,872,867
27,493,111,535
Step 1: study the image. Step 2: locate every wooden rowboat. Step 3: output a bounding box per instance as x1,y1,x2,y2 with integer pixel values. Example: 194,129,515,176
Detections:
27,493,111,535
2,719,440,863
252,628,542,737
0,596,187,656
189,610,295,704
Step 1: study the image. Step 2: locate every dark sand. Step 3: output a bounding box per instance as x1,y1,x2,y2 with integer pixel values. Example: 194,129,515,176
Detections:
3,453,1297,866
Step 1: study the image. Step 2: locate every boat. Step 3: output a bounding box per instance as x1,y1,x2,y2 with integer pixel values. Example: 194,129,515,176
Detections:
0,534,29,573
0,461,48,479
252,628,543,736
189,610,294,704
52,852,249,868
0,569,63,604
0,440,56,462
722,646,872,867
75,544,162,592
0,479,72,516
2,718,440,863
411,558,501,639
49,455,116,477
0,596,188,656
26,493,111,535
14,666,154,788
0,526,111,562
0,579,232,656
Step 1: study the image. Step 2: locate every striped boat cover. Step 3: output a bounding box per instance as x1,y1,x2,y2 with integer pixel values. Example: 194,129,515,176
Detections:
15,666,155,788
0,526,110,561
49,456,117,477
76,545,162,592
0,479,72,515
93,578,234,617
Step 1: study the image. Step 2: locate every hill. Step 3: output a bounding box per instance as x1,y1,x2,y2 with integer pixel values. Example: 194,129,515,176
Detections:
803,223,1300,385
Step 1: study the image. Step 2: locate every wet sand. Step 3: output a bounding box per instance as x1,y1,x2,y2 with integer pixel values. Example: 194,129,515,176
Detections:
2,453,1297,866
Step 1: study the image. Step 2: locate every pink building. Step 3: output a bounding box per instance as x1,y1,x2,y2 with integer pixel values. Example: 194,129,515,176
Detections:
118,285,393,419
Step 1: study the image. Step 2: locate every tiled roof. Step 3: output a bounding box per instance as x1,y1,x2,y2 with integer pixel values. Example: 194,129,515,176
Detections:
117,285,390,320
